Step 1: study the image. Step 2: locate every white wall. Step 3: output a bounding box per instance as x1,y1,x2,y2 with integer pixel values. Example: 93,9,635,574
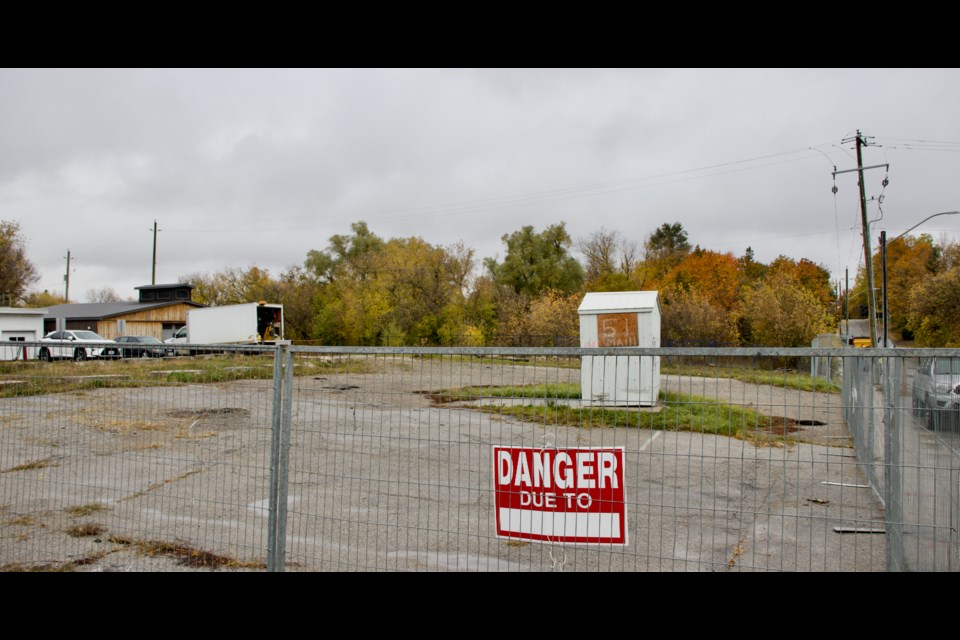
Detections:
0,309,47,360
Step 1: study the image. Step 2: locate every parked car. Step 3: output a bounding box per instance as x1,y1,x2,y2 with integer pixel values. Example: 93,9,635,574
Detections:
951,383,960,427
38,330,115,361
114,335,172,358
912,357,960,430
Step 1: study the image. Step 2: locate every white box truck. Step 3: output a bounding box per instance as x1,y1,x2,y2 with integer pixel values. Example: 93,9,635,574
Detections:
165,302,285,354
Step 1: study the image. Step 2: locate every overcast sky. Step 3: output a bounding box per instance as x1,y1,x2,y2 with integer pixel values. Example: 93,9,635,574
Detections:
2,68,959,302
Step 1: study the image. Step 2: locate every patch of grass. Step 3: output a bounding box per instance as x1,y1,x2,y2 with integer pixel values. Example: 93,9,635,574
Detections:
482,392,780,443
0,353,351,398
430,383,799,446
412,353,580,369
424,382,580,403
0,551,110,572
1,458,57,473
1,528,264,571
662,362,841,393
66,523,106,537
5,514,37,526
66,503,108,517
108,535,265,569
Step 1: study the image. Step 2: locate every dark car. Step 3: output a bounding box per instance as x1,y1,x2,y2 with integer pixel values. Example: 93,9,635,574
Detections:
114,336,172,358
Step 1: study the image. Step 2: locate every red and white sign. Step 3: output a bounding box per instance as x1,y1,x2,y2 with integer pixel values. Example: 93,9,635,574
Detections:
493,445,627,545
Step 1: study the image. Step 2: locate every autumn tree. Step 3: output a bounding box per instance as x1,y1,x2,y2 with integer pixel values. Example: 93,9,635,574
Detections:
178,265,278,306
496,288,581,346
739,272,834,347
660,288,739,346
879,234,939,339
905,241,960,346
0,221,39,303
660,247,740,310
906,270,960,346
485,223,584,298
767,255,834,309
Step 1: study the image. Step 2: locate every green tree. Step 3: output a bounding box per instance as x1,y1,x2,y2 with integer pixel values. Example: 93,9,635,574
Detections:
0,221,39,303
484,223,584,298
374,236,466,344
638,221,691,285
23,290,67,307
273,265,322,341
304,224,479,346
305,221,385,284
737,246,767,284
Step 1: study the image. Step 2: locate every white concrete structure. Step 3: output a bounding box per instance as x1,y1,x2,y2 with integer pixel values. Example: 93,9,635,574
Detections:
578,291,661,407
0,307,48,360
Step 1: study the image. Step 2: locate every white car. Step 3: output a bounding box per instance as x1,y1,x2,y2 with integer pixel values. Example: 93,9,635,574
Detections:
38,330,115,361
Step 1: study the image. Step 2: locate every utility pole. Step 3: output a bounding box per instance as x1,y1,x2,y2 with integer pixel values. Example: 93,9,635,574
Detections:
845,268,849,333
150,220,160,285
855,131,877,348
64,250,72,302
880,231,888,347
833,131,887,348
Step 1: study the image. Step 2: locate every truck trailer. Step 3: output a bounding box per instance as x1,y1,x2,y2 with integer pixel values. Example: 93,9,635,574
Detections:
165,302,285,353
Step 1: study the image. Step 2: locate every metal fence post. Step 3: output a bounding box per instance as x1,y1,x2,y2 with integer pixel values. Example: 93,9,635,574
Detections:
274,346,295,569
884,355,903,571
267,345,283,571
267,344,292,572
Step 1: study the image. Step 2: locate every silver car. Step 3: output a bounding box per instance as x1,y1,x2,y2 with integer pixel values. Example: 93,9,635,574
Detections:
912,357,960,430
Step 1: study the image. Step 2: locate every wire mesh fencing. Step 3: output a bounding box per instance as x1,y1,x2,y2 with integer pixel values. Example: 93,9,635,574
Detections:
0,344,281,571
846,351,960,572
2,343,957,571
275,346,886,571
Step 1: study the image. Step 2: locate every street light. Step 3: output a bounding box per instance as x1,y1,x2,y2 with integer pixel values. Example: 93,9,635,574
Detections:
882,210,959,346
891,211,959,244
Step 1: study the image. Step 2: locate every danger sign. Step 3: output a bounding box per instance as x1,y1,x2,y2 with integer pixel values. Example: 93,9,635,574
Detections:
493,446,627,545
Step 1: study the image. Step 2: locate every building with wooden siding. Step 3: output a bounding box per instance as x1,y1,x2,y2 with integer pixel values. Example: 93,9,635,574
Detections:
42,284,205,340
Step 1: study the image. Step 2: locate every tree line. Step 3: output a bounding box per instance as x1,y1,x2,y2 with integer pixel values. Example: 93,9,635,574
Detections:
846,233,960,347
4,218,958,347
